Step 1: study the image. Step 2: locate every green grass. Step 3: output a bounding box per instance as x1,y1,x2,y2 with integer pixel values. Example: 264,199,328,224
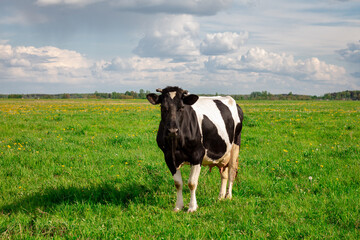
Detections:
0,99,359,239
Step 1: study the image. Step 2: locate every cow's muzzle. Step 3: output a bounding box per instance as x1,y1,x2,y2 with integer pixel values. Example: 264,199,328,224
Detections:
167,128,179,137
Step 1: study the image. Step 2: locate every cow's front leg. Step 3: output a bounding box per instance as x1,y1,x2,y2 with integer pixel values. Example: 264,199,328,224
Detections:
188,164,201,212
173,169,184,212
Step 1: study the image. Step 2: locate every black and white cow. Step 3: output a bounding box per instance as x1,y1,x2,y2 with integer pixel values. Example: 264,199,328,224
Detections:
147,86,243,212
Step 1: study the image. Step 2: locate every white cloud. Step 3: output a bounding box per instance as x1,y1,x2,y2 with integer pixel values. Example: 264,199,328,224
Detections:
0,45,13,59
0,43,354,95
90,56,207,90
337,40,360,63
0,44,92,83
100,57,135,72
200,32,248,55
0,43,203,89
205,47,347,83
133,15,200,61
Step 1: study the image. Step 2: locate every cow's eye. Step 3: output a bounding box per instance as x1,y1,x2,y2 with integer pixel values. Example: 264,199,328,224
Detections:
178,106,184,112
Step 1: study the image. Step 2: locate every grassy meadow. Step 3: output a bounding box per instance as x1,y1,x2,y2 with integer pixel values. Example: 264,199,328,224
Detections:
0,99,359,239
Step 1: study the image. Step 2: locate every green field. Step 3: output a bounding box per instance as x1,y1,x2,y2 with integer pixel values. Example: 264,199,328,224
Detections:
0,99,359,239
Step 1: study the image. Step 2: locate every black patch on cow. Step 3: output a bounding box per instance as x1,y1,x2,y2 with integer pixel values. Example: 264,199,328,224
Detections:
234,123,242,146
214,100,235,143
234,104,244,146
202,115,227,160
157,103,205,175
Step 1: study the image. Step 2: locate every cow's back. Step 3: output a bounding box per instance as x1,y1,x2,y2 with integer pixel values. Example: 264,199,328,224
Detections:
191,96,241,165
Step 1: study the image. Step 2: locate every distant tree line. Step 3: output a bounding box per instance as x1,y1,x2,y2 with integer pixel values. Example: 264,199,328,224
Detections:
322,90,360,101
230,91,318,101
1,90,359,101
0,89,150,100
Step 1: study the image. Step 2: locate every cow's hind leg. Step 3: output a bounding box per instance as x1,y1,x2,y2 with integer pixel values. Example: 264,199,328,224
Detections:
219,166,228,199
188,164,201,212
173,170,184,212
226,144,239,199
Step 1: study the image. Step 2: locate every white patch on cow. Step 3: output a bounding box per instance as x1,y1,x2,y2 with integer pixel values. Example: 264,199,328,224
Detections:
229,97,241,126
192,97,229,144
169,91,176,99
191,96,241,162
173,170,184,212
188,164,201,212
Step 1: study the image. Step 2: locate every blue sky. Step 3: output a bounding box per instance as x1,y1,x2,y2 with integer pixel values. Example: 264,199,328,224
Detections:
0,0,359,95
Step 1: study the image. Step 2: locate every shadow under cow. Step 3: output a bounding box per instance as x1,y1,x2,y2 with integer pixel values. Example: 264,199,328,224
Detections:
1,182,156,215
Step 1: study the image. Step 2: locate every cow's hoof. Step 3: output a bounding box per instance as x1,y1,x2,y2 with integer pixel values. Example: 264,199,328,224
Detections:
173,206,184,212
225,193,232,199
218,194,226,200
187,206,198,213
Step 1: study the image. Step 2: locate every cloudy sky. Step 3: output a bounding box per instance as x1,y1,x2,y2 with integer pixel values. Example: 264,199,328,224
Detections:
1,0,360,95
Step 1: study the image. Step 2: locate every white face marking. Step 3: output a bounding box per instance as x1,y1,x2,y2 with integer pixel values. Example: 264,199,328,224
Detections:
169,91,176,99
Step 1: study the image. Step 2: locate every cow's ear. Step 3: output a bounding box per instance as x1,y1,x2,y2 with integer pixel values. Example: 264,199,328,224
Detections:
183,94,199,105
147,93,162,105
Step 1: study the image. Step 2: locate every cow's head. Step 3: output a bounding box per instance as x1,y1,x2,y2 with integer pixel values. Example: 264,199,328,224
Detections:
147,86,199,137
